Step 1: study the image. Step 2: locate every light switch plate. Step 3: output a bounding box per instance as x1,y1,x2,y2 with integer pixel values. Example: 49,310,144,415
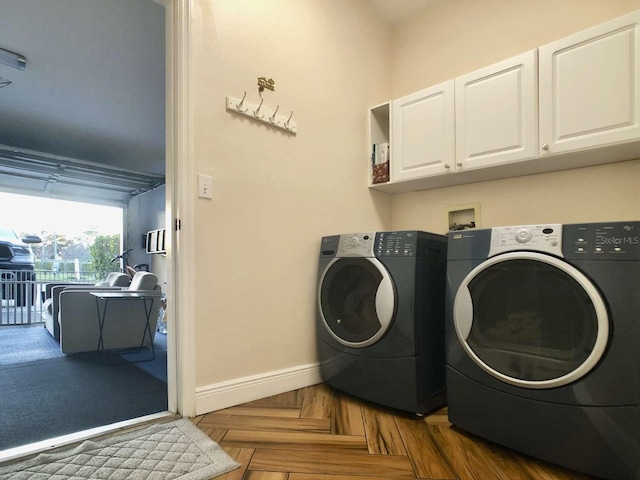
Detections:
198,174,213,199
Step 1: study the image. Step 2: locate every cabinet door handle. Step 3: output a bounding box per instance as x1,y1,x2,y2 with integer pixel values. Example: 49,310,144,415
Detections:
542,144,549,150
444,164,450,169
456,162,463,167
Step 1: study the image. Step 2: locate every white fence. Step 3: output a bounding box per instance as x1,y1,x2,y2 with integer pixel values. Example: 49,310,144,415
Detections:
0,269,101,326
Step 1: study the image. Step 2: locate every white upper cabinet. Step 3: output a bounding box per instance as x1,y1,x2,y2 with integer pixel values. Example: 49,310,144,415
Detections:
455,50,538,170
371,9,640,193
391,80,455,182
539,10,640,156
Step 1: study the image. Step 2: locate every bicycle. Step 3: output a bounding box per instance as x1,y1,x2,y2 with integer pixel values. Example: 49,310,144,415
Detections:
111,249,149,279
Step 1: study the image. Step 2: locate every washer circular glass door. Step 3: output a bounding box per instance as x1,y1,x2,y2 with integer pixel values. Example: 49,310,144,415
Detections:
319,257,395,348
454,252,609,389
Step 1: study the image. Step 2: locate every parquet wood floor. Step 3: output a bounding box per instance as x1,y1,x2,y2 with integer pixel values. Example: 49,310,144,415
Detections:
191,383,601,480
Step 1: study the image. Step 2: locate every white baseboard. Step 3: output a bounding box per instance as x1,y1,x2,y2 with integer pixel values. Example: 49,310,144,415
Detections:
194,362,323,416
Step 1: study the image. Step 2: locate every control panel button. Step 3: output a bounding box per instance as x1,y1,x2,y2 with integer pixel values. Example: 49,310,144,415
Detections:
515,228,533,243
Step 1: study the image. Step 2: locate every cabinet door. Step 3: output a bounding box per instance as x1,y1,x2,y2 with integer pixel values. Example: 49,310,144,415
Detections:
455,50,538,170
539,10,640,156
391,80,455,182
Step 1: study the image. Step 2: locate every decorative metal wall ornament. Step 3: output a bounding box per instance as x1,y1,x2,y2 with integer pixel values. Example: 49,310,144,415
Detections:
257,77,275,93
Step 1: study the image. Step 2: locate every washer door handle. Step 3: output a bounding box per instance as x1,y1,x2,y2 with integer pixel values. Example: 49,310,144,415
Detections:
454,286,473,340
375,277,394,328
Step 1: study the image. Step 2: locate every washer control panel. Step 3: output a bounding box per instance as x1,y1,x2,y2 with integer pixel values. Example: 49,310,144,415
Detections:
489,224,563,257
335,232,376,257
322,231,424,258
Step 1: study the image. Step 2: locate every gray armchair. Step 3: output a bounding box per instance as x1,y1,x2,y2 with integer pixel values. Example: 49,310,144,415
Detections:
57,271,162,354
43,272,131,341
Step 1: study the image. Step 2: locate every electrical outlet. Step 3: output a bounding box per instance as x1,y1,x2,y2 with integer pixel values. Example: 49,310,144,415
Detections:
197,174,213,199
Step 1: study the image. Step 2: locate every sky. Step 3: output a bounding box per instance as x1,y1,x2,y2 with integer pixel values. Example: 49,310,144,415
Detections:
0,192,122,238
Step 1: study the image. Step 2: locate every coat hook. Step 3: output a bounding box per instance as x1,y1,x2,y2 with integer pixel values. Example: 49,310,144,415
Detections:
269,105,280,124
236,91,248,113
253,97,264,119
284,111,294,129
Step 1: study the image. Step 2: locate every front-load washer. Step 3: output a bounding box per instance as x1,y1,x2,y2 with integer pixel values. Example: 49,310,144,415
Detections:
446,222,640,480
316,230,448,415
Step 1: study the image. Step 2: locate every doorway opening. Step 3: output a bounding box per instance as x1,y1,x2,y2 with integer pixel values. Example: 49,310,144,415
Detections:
0,0,178,458
0,191,169,451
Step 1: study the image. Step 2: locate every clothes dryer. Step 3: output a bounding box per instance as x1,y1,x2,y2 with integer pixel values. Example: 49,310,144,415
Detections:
446,222,640,480
316,231,447,415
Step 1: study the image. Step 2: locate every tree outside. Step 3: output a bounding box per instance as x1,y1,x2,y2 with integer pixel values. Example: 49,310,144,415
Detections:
89,234,121,280
30,231,120,281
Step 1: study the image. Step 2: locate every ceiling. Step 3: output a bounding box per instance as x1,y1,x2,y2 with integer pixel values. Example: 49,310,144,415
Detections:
0,0,166,206
0,0,432,206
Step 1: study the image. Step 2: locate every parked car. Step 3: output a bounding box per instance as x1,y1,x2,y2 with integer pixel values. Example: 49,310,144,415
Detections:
0,227,41,306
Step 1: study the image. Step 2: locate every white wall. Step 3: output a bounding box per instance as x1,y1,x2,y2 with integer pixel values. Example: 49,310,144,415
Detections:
187,0,640,414
389,0,640,233
189,0,392,410
125,185,167,288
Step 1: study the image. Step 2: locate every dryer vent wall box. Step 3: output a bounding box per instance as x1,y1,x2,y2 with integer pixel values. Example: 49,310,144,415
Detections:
446,203,479,231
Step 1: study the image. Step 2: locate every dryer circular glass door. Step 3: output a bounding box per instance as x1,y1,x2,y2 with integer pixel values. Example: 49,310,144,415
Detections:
319,257,395,348
453,251,609,389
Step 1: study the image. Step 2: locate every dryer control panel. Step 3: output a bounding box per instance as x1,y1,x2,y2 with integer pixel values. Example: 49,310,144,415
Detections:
564,221,640,260
489,224,563,257
375,231,419,257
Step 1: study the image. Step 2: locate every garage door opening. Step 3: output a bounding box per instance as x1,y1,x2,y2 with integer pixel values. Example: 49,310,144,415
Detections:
0,189,169,452
1,191,123,325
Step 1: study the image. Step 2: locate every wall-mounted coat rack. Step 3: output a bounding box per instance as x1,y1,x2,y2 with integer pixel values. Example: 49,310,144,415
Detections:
226,92,297,135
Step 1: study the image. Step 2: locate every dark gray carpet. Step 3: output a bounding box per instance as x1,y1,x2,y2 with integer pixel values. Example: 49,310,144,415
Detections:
0,352,168,451
0,325,167,383
120,331,167,383
0,325,65,365
0,326,169,451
